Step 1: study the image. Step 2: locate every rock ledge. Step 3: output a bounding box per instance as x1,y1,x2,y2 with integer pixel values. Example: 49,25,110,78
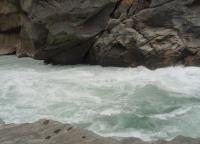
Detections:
0,119,199,144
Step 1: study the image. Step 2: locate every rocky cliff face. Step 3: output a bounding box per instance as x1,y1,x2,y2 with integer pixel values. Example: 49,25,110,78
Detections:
0,0,199,68
87,0,200,68
0,0,21,55
0,119,200,144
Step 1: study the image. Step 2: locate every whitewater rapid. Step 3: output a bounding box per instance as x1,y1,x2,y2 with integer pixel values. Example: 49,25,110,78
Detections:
0,56,200,140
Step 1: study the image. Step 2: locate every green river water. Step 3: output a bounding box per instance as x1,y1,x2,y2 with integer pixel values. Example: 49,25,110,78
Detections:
0,56,200,140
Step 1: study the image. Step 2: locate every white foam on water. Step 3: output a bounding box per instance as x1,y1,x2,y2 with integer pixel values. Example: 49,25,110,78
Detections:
0,56,200,140
151,107,193,120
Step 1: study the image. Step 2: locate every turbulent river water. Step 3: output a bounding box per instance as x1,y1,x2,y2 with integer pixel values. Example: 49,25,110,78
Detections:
0,56,200,140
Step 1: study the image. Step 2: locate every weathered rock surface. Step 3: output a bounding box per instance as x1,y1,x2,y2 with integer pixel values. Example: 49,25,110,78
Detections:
0,119,199,144
87,0,200,68
0,33,20,55
0,0,117,62
0,0,20,55
0,0,200,68
19,0,117,64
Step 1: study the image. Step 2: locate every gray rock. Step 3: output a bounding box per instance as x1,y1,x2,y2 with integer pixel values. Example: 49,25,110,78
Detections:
0,119,119,144
0,0,200,68
1,0,117,63
0,0,21,55
87,0,200,69
19,0,117,64
0,119,199,144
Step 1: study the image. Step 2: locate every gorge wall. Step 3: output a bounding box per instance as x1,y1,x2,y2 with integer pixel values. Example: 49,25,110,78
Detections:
0,0,200,69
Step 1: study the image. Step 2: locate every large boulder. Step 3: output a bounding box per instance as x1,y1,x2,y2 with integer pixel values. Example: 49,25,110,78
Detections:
18,0,117,64
87,0,200,68
0,0,118,63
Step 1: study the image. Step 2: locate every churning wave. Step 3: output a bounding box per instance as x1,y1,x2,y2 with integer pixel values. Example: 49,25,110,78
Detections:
0,56,200,140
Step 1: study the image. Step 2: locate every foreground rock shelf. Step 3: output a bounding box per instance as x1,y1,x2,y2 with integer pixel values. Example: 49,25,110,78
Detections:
0,119,199,144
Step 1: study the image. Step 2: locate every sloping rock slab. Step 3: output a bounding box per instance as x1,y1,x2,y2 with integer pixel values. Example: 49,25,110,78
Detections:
0,119,199,144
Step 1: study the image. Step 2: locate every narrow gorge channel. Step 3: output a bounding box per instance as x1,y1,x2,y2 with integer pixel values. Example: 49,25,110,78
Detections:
1,56,200,141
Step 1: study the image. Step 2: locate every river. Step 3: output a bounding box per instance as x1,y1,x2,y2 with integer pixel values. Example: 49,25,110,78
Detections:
0,56,200,140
